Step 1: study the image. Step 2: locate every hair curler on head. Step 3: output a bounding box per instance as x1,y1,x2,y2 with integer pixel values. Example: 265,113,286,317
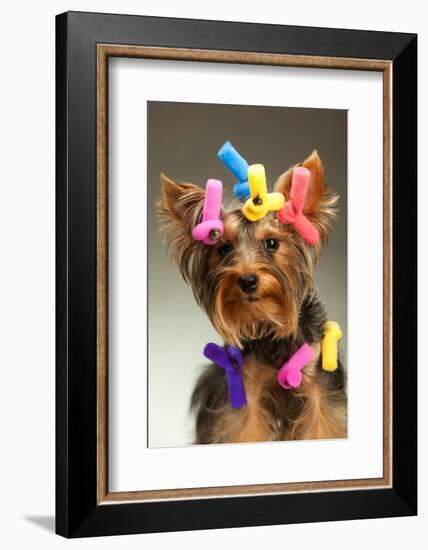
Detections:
277,166,320,244
217,141,250,201
192,179,224,245
242,164,285,222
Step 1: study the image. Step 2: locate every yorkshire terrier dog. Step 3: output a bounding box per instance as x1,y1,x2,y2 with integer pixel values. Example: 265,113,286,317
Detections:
157,150,347,444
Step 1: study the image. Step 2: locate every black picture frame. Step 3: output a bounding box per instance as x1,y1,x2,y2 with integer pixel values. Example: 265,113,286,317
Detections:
56,11,417,538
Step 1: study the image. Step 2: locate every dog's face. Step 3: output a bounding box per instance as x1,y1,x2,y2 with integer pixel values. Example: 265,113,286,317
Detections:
157,151,337,346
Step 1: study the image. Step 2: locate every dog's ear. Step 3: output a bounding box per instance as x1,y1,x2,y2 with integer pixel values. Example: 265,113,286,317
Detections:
159,173,205,221
274,150,325,212
157,173,206,281
274,151,338,254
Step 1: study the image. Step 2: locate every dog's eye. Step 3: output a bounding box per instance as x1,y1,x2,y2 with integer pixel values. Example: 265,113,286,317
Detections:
264,238,279,252
217,243,233,257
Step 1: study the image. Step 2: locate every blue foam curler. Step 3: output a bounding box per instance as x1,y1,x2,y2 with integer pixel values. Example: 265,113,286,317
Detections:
217,141,250,201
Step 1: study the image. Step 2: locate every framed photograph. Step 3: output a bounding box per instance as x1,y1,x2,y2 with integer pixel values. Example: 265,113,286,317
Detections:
56,11,417,538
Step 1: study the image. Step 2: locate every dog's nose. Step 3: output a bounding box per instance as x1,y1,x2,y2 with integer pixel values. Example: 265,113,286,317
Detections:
238,274,259,294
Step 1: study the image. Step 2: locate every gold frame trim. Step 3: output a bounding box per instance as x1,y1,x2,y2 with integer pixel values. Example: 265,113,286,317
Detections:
96,44,393,504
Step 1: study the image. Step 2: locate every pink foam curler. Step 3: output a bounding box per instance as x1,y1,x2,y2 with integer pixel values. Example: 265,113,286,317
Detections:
192,179,224,245
277,343,314,390
277,166,320,245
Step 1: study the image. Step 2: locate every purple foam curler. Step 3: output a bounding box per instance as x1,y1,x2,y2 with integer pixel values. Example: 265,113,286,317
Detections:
192,179,224,245
203,343,247,409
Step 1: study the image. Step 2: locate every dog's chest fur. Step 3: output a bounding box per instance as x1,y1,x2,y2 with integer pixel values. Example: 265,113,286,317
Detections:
192,291,347,443
227,356,278,443
230,342,323,441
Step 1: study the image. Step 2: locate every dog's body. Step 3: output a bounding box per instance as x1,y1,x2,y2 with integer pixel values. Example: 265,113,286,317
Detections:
158,150,347,443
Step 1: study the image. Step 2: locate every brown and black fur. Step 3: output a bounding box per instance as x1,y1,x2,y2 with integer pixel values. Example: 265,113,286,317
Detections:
157,150,347,444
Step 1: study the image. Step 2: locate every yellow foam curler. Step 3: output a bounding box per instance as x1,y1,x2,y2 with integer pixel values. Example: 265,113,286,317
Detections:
242,164,285,222
321,321,343,372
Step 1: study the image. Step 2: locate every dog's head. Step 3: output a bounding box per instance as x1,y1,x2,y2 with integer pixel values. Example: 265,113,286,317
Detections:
157,151,337,346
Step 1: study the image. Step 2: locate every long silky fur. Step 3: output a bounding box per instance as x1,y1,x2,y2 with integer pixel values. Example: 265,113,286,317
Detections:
191,293,347,443
157,151,347,443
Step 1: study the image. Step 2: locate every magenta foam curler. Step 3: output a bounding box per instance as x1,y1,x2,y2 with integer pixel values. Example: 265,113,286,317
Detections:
192,179,224,245
277,166,320,245
277,343,314,390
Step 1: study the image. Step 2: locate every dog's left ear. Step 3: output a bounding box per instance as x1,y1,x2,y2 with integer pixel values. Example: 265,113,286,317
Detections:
158,173,205,225
157,173,206,281
274,150,338,252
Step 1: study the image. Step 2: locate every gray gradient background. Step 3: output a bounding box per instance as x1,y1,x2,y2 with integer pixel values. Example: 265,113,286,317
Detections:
148,102,347,448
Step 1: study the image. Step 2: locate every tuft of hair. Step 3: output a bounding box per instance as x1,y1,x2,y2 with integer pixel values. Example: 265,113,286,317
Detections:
287,351,347,440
